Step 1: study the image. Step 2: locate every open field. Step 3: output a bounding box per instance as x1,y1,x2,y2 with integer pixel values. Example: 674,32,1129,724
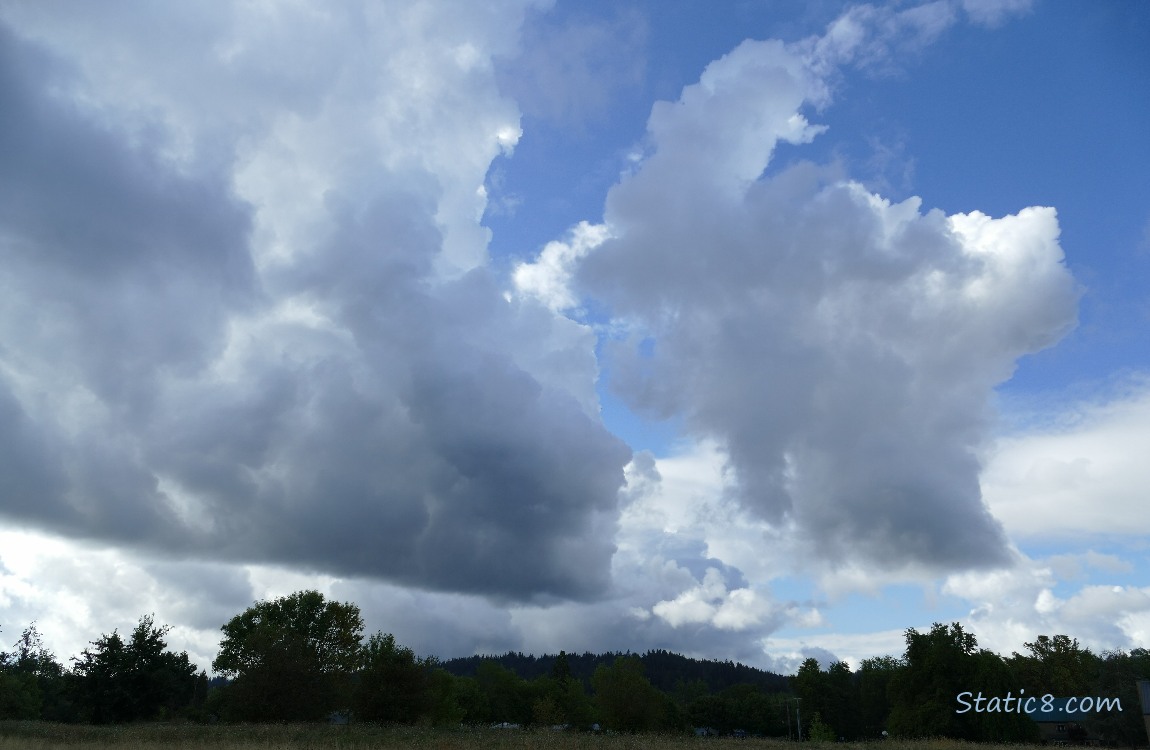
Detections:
0,723,1089,750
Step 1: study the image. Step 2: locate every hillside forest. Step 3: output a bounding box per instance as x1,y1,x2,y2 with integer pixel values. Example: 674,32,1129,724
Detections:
2,590,1148,744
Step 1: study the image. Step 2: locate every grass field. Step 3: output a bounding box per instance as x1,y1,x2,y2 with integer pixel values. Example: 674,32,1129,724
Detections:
0,722,1072,750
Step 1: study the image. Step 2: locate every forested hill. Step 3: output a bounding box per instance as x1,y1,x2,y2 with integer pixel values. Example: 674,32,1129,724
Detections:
439,649,791,695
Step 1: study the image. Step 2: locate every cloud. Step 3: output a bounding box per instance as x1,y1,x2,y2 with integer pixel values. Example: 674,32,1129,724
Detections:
0,529,254,672
804,1,957,76
959,0,1034,28
764,633,906,672
584,446,828,666
565,11,1078,576
982,376,1150,540
513,221,612,312
0,2,630,603
651,568,780,632
943,552,1150,656
792,0,1030,80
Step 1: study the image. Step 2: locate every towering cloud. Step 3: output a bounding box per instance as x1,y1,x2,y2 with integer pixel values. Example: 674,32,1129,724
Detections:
522,21,1078,574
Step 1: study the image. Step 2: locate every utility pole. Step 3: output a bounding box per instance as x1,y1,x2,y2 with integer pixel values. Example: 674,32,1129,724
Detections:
786,697,803,741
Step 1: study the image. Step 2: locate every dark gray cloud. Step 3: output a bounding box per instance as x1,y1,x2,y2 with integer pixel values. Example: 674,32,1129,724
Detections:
0,24,257,393
337,580,520,660
0,9,630,603
141,562,255,632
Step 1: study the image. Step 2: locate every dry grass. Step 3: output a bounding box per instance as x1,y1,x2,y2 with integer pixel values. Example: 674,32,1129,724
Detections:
0,723,1062,750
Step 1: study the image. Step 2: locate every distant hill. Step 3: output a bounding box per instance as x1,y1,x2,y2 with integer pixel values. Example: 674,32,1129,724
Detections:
438,648,791,695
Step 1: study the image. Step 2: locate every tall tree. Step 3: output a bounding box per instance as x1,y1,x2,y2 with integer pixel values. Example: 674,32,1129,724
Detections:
476,660,532,725
550,650,572,686
212,590,363,722
423,667,466,726
720,684,783,736
0,623,68,720
887,622,978,739
1085,649,1150,746
792,657,829,737
353,632,432,723
858,655,902,738
964,649,1040,743
1008,634,1098,695
687,693,732,733
592,655,670,732
71,615,198,724
825,661,857,739
451,675,489,725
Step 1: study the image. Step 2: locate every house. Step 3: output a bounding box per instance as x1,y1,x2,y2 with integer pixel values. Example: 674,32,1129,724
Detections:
1027,698,1098,745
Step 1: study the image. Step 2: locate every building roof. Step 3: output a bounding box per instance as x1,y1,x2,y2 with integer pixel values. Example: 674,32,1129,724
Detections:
1027,697,1091,724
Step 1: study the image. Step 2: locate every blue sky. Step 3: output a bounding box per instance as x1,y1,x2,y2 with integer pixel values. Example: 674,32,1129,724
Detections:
0,0,1147,676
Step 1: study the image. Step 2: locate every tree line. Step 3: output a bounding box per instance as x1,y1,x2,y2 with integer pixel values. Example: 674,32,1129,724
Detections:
440,649,790,696
2,591,1148,744
0,616,205,723
791,624,1150,745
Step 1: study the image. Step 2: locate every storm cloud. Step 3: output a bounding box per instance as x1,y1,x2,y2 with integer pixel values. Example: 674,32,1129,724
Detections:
0,2,629,602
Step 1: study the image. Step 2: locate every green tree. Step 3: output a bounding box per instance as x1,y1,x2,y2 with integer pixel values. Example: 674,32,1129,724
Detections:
71,615,198,724
550,650,572,685
561,677,595,727
212,590,363,722
719,684,780,736
0,624,39,720
1008,634,1098,696
808,711,838,742
125,615,198,719
672,677,708,708
353,632,432,723
423,667,466,726
528,672,591,727
765,692,797,738
857,655,902,738
792,658,829,734
963,649,1040,743
1085,649,1150,746
476,660,532,725
592,655,668,732
882,624,1036,743
72,629,131,723
187,670,210,720
0,623,67,720
887,622,978,739
532,691,564,727
688,693,732,732
825,660,856,739
451,675,489,724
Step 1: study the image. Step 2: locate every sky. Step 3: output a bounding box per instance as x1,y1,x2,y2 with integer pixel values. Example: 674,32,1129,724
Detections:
0,0,1148,678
